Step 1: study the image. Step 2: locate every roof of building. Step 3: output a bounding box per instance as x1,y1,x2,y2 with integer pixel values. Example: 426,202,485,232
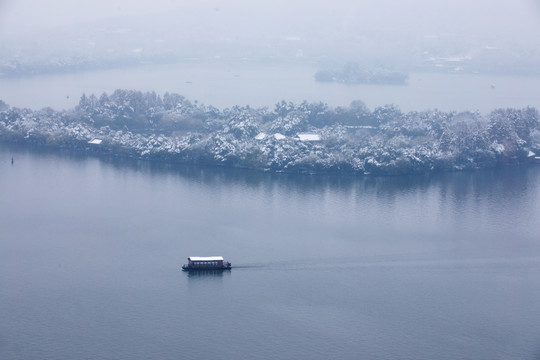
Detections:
255,132,267,140
297,133,321,141
188,256,224,262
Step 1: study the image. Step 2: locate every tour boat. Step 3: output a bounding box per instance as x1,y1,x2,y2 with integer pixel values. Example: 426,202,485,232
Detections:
182,256,232,271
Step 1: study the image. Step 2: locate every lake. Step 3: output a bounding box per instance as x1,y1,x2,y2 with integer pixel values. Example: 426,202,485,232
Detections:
1,145,540,359
1,62,540,113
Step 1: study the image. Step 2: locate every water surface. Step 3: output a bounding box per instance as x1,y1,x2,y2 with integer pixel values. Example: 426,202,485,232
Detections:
1,146,540,359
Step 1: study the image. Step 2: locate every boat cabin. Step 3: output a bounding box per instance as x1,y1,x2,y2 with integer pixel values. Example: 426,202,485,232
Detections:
182,256,231,271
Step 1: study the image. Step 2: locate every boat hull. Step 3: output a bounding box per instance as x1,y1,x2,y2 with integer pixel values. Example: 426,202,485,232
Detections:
182,265,231,271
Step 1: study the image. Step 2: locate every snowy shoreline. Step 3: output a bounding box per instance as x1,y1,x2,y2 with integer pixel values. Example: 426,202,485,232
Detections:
1,90,539,175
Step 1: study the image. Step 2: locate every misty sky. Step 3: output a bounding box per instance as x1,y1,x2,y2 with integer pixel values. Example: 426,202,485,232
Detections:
1,0,539,42
1,0,540,76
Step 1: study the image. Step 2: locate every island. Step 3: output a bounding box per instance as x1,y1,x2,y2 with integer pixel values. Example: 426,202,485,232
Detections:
1,90,539,175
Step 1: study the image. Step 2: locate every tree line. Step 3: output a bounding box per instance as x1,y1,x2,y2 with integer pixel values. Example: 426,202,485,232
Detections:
1,89,539,174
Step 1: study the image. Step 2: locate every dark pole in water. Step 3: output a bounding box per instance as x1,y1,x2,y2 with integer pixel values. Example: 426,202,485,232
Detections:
11,157,13,165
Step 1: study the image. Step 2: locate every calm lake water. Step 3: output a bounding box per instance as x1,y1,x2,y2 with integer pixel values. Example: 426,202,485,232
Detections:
1,62,540,113
1,145,540,359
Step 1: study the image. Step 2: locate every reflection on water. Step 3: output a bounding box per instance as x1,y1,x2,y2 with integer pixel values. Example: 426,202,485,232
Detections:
186,269,231,278
4,144,540,237
4,143,540,226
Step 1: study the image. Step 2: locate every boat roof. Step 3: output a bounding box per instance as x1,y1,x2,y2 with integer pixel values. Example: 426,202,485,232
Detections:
188,256,224,261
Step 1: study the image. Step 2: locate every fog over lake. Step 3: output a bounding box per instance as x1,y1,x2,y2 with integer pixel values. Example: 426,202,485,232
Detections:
2,1,540,114
2,64,540,113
